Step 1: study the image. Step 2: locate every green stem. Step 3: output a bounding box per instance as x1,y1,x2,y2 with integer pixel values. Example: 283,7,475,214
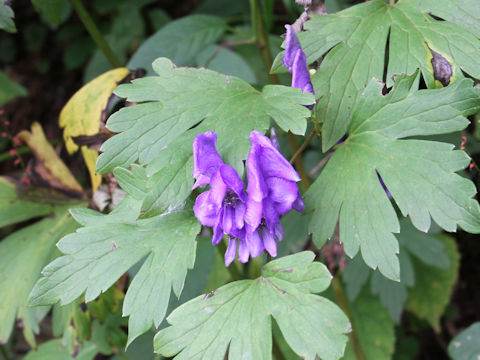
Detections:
70,0,122,68
217,240,243,281
289,129,316,165
331,276,366,360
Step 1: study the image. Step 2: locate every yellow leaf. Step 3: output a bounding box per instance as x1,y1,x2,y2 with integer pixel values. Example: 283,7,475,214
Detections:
18,122,83,195
59,67,130,191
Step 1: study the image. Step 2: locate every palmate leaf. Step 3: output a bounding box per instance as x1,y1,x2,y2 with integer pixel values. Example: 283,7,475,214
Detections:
343,288,395,360
448,322,480,360
28,197,201,346
343,220,451,322
306,73,480,280
405,234,460,331
0,210,79,346
97,57,314,212
272,0,480,150
154,252,350,360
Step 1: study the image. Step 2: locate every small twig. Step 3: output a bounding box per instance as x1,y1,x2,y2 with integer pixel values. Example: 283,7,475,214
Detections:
289,130,316,164
308,151,334,177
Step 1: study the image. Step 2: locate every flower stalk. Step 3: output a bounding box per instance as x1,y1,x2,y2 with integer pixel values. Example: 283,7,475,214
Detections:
70,0,122,68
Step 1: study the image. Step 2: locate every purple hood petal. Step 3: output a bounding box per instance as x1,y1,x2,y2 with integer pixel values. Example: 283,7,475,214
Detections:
283,25,315,96
192,131,224,188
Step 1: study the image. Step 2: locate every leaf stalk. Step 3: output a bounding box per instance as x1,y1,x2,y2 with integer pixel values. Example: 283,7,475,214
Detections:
70,0,122,68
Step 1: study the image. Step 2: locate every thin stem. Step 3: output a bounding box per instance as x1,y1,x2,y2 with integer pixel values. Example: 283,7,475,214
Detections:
308,151,334,177
290,130,315,164
216,240,243,281
70,0,122,68
331,276,367,360
287,134,310,191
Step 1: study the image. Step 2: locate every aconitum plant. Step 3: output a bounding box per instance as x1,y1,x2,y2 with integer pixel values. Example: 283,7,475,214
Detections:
1,0,480,359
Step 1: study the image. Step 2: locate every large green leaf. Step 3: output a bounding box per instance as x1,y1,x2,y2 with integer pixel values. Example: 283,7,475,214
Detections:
405,234,460,331
343,219,451,322
99,57,313,212
272,0,480,150
31,0,65,25
128,15,227,74
24,339,99,360
306,73,480,280
0,210,78,345
154,252,350,360
343,288,395,360
0,0,16,33
448,322,480,360
29,198,201,346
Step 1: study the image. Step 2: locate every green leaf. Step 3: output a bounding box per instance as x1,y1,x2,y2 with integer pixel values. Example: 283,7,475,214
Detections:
31,0,66,25
343,219,453,322
195,44,257,84
0,70,27,106
99,58,313,212
411,0,480,37
276,0,480,150
405,234,460,331
128,15,227,75
343,288,395,360
24,339,99,360
0,210,79,345
28,199,201,346
448,322,480,360
306,73,480,280
0,0,16,33
0,177,58,227
154,252,350,360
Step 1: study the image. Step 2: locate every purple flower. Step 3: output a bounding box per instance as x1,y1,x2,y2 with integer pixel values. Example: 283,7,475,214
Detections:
243,130,304,261
192,132,247,265
283,25,314,97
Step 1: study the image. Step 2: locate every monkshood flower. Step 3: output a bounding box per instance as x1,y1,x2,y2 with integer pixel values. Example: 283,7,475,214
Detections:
244,130,304,260
283,24,314,99
192,131,247,265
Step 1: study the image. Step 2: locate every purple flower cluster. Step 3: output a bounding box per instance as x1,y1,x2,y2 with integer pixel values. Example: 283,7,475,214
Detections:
192,131,304,266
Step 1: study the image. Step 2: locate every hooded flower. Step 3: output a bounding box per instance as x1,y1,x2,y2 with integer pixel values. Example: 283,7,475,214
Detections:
283,24,314,97
243,130,304,261
192,131,247,265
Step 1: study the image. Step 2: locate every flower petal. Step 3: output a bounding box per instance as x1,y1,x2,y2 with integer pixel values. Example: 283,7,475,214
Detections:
262,227,277,257
246,141,267,202
249,131,300,182
245,197,263,233
193,131,224,181
225,237,237,266
266,177,298,214
212,218,224,245
246,230,264,258
293,194,305,212
238,239,249,263
263,198,280,231
219,164,245,201
222,206,234,234
283,24,302,72
209,170,227,207
234,202,246,230
193,191,219,227
275,221,284,242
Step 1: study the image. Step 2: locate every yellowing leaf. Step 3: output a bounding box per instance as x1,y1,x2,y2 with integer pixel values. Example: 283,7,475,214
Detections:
18,122,83,195
59,67,130,191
